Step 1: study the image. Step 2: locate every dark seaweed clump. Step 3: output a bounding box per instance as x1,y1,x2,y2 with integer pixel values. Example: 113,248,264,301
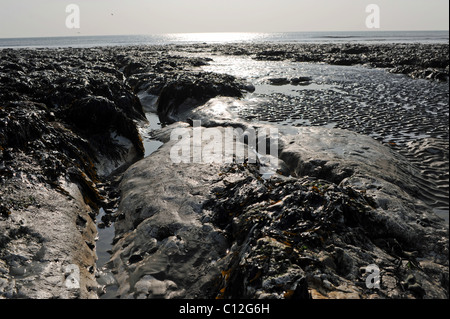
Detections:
0,48,147,209
204,163,448,299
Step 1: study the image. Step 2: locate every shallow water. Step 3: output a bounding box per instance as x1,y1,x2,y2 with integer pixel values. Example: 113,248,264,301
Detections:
96,208,115,268
95,104,164,298
199,55,448,140
143,112,164,157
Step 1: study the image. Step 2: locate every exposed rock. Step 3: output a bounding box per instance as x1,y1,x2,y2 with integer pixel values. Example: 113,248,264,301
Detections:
156,73,244,124
108,123,235,299
267,78,290,86
0,150,99,298
290,77,312,85
109,99,448,299
0,48,148,298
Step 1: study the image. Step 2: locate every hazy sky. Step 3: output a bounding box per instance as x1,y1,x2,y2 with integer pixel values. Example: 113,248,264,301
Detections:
0,0,448,38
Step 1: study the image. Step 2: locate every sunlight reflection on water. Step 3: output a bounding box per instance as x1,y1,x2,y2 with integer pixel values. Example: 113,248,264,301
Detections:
165,32,267,44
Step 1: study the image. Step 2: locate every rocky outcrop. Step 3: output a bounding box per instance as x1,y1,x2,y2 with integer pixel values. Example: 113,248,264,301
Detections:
111,49,251,124
0,48,147,298
0,48,147,177
109,98,448,299
156,73,245,124
108,123,230,298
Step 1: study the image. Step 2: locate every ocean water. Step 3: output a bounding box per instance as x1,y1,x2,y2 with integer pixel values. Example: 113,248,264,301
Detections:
0,31,448,48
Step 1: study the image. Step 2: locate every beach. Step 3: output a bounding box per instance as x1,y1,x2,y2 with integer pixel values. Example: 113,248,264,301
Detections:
0,41,448,299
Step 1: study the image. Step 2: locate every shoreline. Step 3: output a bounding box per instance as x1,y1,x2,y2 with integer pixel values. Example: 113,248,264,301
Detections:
0,42,448,299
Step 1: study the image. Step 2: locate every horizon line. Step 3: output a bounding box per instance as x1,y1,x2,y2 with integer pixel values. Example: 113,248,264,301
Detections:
0,30,449,40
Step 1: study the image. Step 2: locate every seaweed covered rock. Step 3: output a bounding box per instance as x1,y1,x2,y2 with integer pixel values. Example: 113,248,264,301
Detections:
205,165,448,299
111,119,448,299
110,49,252,121
0,48,147,178
156,73,244,124
0,48,149,298
66,96,144,160
0,101,99,185
114,52,217,96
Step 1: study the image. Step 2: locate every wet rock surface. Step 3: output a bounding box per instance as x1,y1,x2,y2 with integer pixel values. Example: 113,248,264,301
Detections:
111,120,448,299
156,73,244,124
0,48,148,298
108,124,230,298
0,46,248,298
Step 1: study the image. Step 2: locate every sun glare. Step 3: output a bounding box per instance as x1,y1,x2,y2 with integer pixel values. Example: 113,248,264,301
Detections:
166,32,266,44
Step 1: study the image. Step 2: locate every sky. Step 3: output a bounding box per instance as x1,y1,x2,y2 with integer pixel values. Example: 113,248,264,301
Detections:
0,0,448,38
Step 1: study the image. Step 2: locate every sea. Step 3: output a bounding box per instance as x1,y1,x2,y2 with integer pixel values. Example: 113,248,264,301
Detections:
0,30,448,48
